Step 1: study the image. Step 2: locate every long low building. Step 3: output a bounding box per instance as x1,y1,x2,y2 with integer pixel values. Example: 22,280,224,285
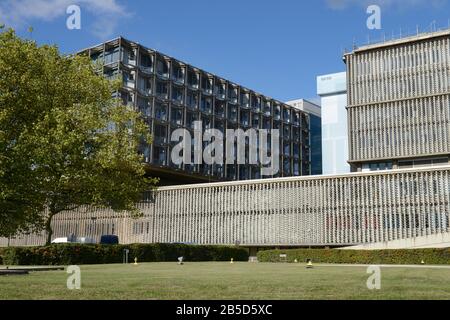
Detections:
1,165,449,250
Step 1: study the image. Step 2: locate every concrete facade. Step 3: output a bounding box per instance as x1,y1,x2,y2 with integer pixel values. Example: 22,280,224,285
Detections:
344,30,450,172
81,37,313,184
1,166,448,247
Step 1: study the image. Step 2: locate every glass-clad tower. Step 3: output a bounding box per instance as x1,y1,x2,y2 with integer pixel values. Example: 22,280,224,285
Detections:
317,72,350,175
80,37,312,184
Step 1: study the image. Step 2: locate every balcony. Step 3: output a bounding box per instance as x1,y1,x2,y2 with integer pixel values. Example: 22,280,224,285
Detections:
171,64,185,85
156,58,170,80
139,53,153,74
171,85,184,105
201,76,213,95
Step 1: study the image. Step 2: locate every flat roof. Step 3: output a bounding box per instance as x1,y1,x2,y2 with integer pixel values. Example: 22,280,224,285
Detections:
344,28,450,57
156,165,450,191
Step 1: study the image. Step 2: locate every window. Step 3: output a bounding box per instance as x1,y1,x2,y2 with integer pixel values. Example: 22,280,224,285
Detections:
263,100,271,116
215,81,226,99
171,64,184,83
186,90,198,109
201,115,212,130
251,95,261,112
153,146,167,165
123,71,134,87
228,105,238,122
186,111,198,129
240,91,250,108
283,142,290,156
171,85,184,104
200,96,212,114
263,117,271,130
156,81,168,99
214,101,225,118
187,69,199,89
104,47,119,64
228,86,238,103
252,114,260,129
156,58,169,78
138,76,152,95
283,108,291,123
140,53,153,72
137,97,152,117
293,112,300,126
154,124,168,144
201,76,213,94
154,103,168,121
274,105,281,120
240,110,250,127
170,107,183,126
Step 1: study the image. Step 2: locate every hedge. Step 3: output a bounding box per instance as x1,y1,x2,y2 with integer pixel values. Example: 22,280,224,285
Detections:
257,248,450,265
0,243,249,265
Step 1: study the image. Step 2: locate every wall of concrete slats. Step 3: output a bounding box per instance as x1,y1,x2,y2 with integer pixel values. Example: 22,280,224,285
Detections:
1,167,449,247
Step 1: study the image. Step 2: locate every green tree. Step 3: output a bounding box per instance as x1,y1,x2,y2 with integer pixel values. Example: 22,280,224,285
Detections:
0,28,158,244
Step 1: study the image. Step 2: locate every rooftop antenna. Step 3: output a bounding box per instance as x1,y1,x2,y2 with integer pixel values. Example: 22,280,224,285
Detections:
416,25,419,35
352,37,356,49
400,27,402,38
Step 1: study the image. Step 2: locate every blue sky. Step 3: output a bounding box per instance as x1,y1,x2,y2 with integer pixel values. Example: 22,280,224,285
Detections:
2,0,450,103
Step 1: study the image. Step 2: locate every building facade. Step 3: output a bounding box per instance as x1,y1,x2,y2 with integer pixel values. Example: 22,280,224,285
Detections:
2,31,450,249
81,37,312,184
344,30,450,172
317,72,350,175
286,99,322,175
2,166,448,247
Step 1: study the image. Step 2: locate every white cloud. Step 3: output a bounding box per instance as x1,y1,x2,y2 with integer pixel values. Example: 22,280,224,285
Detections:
0,0,130,39
326,0,447,10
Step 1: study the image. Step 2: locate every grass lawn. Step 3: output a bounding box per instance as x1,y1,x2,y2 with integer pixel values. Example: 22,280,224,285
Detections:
0,262,450,300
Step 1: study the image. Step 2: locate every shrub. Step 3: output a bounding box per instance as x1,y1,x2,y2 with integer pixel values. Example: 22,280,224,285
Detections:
1,243,248,265
257,248,450,265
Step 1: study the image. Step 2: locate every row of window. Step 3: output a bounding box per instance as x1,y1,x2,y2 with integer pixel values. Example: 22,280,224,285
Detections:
92,45,305,122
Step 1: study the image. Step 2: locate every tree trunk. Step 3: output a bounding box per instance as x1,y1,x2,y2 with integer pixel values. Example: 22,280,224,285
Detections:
45,212,56,246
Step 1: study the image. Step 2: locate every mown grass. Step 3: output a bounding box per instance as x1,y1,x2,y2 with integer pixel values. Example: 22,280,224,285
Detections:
0,262,449,300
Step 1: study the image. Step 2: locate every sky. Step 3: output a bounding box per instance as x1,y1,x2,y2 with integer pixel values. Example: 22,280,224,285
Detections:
1,0,450,103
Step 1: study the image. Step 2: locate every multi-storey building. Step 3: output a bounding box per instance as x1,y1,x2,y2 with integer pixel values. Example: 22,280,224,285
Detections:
2,30,450,249
344,30,450,172
286,99,322,175
317,72,350,175
80,37,312,184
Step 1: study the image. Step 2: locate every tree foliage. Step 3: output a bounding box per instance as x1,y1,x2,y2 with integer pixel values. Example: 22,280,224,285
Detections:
0,28,158,243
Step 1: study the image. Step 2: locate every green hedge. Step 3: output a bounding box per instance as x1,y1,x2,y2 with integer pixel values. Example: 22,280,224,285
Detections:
0,243,248,265
257,248,450,265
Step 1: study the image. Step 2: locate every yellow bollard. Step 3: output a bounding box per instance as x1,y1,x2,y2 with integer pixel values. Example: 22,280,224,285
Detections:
421,260,425,265
306,259,313,269
134,257,138,265
230,258,234,264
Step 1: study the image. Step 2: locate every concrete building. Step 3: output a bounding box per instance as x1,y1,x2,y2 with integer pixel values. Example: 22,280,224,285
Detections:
286,99,322,175
317,72,350,175
344,29,450,172
2,30,450,249
80,37,313,184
